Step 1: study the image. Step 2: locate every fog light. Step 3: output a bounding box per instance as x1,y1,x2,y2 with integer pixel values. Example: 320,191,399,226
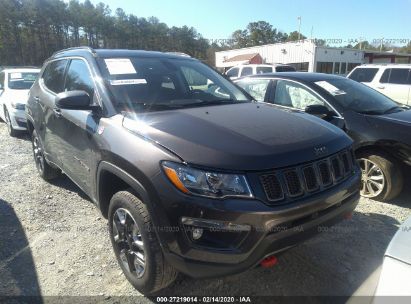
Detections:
192,228,203,240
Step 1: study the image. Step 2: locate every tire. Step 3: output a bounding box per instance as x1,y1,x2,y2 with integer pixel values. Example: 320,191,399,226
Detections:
4,108,18,137
31,129,61,180
357,151,403,201
108,190,178,295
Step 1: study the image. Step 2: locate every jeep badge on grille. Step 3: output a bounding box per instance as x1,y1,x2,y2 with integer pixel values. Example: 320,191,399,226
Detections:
314,146,328,156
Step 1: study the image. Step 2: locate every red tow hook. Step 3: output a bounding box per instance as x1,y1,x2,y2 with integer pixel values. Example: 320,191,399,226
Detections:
260,256,278,268
344,212,353,220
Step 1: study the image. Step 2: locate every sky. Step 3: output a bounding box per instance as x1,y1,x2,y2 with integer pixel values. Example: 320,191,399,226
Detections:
89,0,411,46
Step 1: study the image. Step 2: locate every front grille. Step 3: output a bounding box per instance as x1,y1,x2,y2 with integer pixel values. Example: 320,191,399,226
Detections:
283,170,303,197
260,174,284,201
302,166,319,192
260,148,356,204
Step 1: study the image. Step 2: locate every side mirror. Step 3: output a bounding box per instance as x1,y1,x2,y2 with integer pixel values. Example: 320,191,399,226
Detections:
55,91,92,110
305,104,333,117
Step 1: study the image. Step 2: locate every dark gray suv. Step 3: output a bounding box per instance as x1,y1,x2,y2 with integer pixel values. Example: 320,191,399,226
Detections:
26,47,361,295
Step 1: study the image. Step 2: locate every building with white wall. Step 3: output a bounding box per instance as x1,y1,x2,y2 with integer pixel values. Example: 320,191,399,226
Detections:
215,40,411,75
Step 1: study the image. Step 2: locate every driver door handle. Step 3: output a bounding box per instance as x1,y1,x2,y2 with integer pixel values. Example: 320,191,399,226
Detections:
53,107,62,118
377,86,385,89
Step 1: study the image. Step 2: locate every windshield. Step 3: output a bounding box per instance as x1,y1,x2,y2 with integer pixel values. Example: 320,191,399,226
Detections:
314,78,402,115
7,72,38,90
97,57,250,112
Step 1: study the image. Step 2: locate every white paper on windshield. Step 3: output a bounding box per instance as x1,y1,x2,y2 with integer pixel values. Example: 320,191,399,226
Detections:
104,59,136,75
110,79,147,85
10,72,22,79
315,81,346,95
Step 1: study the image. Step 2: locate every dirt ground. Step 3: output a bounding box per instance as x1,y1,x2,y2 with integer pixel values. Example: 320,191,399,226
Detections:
1,123,410,302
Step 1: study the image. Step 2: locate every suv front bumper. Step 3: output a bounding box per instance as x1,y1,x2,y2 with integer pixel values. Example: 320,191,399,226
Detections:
155,169,361,279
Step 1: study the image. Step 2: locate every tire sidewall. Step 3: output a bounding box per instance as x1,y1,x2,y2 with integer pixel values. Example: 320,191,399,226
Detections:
5,109,15,136
359,152,403,201
108,193,158,294
31,129,45,177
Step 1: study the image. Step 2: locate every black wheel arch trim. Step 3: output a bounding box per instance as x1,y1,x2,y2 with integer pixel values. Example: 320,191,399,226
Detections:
355,140,411,165
96,160,173,254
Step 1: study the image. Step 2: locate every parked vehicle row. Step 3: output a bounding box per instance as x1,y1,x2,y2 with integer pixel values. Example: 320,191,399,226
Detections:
235,72,411,201
20,47,361,295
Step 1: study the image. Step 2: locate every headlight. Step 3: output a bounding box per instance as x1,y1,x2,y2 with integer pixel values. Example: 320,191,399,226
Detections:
162,161,253,198
11,101,25,110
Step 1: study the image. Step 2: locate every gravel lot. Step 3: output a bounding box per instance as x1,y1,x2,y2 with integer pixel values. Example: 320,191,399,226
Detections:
0,122,410,300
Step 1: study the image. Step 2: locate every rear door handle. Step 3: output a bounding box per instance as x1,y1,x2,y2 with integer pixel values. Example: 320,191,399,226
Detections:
53,107,62,118
34,96,40,103
377,86,385,89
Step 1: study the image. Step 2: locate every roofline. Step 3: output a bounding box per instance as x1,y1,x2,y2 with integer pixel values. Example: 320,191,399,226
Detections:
357,63,411,66
52,46,96,57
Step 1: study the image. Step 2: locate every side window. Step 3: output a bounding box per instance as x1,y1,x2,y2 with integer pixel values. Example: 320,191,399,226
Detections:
347,68,378,83
64,59,94,97
0,72,4,90
240,67,253,77
42,60,68,93
235,79,271,102
256,67,273,74
271,80,324,110
387,68,409,85
226,68,239,78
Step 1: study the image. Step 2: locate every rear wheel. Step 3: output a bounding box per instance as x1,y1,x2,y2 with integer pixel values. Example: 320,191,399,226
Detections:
108,190,178,295
31,129,61,180
4,109,17,137
358,151,403,201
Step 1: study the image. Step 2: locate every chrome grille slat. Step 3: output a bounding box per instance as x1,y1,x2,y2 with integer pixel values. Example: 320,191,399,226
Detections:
260,148,355,205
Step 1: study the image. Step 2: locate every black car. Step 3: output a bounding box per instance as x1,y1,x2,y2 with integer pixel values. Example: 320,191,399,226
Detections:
236,72,411,201
26,48,360,295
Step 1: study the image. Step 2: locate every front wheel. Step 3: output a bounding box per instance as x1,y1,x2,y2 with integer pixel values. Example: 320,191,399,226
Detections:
358,151,403,201
4,109,18,137
31,129,61,180
108,190,178,295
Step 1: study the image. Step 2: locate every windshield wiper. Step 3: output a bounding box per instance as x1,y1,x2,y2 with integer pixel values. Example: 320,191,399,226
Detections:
383,106,402,114
357,110,383,115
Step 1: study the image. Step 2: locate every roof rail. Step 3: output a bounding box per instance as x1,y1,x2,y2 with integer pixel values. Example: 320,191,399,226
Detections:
165,52,191,58
52,46,96,57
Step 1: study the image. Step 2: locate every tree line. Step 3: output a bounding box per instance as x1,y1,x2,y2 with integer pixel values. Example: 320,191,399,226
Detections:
0,0,410,67
0,0,210,66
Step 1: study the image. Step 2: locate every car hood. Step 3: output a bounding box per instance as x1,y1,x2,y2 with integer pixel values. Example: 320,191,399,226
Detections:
3,89,30,104
385,216,411,263
122,103,352,171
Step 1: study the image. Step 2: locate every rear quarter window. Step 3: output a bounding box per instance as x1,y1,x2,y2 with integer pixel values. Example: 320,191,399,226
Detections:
348,68,379,83
380,68,411,84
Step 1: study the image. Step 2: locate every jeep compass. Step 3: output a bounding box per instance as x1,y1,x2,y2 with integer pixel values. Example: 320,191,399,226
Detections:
26,47,361,295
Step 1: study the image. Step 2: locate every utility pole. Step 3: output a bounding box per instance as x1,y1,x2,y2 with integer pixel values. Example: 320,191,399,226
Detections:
297,16,301,41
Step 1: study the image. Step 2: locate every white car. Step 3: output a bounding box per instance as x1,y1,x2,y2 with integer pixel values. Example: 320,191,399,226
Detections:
373,216,411,299
347,64,411,105
225,64,296,80
0,68,40,136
